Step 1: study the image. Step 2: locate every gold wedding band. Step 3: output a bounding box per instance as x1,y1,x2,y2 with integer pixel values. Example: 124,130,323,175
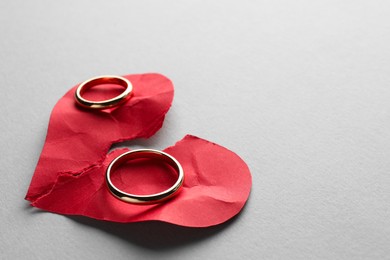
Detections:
74,75,133,109
106,149,184,204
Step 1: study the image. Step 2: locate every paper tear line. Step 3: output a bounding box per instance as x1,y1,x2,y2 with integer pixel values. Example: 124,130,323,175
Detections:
27,112,170,205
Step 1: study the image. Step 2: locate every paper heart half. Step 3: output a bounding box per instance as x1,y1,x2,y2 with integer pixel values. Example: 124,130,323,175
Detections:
30,135,252,227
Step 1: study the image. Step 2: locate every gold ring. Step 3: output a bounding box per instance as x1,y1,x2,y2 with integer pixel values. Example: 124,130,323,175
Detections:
74,75,133,109
105,149,184,204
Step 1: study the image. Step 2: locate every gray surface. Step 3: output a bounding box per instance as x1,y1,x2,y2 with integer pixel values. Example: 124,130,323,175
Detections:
1,0,390,259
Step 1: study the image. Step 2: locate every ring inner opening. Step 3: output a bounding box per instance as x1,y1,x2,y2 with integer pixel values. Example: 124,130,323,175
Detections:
81,78,127,101
110,156,179,195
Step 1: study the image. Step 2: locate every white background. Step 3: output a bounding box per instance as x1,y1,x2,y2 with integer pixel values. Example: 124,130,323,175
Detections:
1,1,390,259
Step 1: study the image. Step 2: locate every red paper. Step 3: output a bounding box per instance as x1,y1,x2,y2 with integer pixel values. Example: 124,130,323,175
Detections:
26,73,252,227
26,73,174,202
29,135,252,227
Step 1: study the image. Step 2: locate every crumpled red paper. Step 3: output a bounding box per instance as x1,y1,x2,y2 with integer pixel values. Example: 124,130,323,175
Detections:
26,73,252,227
26,73,174,202
29,135,252,227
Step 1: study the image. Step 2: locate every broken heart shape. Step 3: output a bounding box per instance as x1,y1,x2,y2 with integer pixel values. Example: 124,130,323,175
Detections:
26,73,252,227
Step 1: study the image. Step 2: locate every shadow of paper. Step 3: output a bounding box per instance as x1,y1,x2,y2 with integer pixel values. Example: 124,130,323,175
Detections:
67,212,242,250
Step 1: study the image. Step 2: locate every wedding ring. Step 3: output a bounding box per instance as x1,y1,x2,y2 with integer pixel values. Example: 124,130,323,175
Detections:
106,149,184,204
75,75,133,109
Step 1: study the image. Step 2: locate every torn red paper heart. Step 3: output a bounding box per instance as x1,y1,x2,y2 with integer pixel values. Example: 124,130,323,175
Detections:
26,73,252,227
29,135,252,227
26,73,174,202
